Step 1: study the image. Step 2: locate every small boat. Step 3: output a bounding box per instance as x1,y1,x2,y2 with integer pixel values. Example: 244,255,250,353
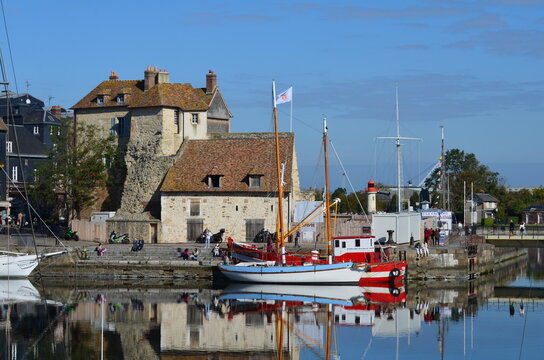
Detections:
0,250,68,277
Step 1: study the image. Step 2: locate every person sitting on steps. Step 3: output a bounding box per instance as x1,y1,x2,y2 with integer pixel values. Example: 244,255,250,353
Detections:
180,248,189,260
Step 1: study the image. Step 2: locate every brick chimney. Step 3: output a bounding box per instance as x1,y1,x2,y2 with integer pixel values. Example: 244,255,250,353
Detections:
206,70,217,94
51,106,62,119
144,66,159,91
109,71,119,81
157,69,170,84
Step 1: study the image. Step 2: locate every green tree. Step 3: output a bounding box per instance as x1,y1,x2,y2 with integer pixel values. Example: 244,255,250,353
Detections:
31,120,118,221
424,149,503,215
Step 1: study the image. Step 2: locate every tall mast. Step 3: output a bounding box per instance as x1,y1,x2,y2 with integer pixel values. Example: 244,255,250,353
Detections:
272,81,286,263
395,87,401,213
323,119,332,264
440,125,446,209
377,86,421,213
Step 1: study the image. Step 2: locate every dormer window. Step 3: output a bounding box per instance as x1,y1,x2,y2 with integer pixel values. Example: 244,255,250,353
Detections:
97,95,104,105
191,113,199,124
207,175,221,188
248,175,262,189
117,94,125,104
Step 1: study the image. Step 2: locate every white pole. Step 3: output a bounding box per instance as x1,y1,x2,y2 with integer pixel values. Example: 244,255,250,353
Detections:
290,87,293,132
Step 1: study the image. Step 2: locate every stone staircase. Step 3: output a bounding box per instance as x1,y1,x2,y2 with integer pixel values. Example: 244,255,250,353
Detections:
80,243,220,266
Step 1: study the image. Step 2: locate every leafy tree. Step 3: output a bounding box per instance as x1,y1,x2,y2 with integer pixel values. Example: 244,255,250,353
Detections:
31,119,118,221
424,149,503,215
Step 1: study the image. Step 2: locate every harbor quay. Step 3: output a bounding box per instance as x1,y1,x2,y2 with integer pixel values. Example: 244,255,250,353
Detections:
0,234,528,282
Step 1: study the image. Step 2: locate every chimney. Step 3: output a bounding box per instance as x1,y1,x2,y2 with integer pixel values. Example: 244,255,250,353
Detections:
51,106,62,119
109,71,119,81
157,69,170,84
206,70,217,94
144,66,159,91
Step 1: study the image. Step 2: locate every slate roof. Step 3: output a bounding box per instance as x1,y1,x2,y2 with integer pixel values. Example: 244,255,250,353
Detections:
7,126,48,156
23,109,62,125
161,133,294,193
522,205,544,211
72,79,212,111
474,193,499,203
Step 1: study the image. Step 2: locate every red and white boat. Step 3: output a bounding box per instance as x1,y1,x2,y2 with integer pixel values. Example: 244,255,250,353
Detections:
227,234,407,283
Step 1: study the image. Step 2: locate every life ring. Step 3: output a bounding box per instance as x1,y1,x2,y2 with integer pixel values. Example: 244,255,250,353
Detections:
390,268,401,278
390,287,401,297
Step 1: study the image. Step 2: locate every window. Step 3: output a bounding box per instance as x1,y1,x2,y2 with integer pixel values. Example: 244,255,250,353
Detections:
6,141,12,153
334,239,339,248
57,127,61,135
33,169,38,182
207,175,221,188
24,159,28,166
342,241,346,248
119,117,129,137
111,118,117,135
50,126,53,135
11,166,17,182
117,94,125,104
187,219,203,242
191,113,198,124
174,110,180,133
33,126,39,135
190,199,200,216
97,95,104,105
249,175,262,189
246,219,265,241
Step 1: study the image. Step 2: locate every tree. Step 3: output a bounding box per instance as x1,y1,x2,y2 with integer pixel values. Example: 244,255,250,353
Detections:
424,149,503,216
31,120,118,222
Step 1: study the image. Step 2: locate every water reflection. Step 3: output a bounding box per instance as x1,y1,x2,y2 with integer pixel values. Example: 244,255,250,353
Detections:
0,249,542,359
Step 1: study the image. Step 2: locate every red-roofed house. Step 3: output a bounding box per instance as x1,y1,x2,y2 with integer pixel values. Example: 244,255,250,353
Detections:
160,133,302,243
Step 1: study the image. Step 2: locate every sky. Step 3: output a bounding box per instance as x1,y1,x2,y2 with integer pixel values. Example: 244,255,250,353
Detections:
1,0,543,190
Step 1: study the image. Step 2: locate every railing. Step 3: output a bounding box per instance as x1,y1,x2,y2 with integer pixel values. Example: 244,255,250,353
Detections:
459,225,544,238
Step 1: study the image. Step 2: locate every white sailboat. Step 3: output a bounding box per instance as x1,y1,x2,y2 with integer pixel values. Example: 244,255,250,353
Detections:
218,82,365,284
0,250,67,277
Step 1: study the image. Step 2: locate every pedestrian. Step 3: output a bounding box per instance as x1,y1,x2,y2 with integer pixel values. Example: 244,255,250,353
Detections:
180,248,189,260
295,230,301,248
212,243,220,257
204,228,212,249
190,248,199,261
95,243,107,256
414,241,422,257
457,222,463,235
509,220,515,238
422,241,429,257
519,222,525,238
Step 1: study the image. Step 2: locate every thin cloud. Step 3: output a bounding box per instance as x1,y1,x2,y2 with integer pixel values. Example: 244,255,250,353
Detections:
449,13,508,32
444,40,478,49
394,44,431,50
321,5,469,20
184,12,276,26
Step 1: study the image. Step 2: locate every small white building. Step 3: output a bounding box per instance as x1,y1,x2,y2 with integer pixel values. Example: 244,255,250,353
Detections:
371,212,421,244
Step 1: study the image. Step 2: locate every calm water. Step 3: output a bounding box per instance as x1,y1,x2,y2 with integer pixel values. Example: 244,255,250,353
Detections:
1,249,543,360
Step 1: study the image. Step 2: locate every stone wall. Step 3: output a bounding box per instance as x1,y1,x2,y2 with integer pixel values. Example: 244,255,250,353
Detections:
161,192,294,243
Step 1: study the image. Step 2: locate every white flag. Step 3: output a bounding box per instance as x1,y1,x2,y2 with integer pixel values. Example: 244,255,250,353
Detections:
276,87,292,105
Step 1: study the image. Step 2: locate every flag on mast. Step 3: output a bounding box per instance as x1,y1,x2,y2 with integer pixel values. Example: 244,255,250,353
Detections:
276,87,292,105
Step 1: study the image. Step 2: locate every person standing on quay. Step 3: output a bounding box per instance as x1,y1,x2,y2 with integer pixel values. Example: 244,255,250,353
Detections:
205,228,212,249
519,222,525,238
509,220,515,238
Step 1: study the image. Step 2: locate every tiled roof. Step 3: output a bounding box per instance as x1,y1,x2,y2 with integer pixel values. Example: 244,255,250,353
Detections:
161,133,294,193
72,80,211,110
474,193,499,203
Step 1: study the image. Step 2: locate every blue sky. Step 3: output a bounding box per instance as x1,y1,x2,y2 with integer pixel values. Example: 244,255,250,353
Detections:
1,0,543,190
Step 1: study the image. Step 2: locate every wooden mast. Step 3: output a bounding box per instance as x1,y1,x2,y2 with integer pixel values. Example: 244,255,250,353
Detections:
272,81,286,264
323,118,333,264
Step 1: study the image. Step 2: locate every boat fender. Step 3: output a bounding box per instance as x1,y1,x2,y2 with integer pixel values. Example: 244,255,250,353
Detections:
390,268,401,277
390,287,401,297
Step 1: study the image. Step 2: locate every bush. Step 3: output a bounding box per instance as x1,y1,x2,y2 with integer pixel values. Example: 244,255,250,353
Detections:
481,218,494,227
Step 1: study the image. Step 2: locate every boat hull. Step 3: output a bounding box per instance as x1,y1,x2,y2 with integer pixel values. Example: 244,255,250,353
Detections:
0,254,40,277
218,262,363,284
359,261,407,283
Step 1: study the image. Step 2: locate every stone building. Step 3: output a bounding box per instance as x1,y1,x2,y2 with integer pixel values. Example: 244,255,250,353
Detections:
521,205,544,225
160,133,301,243
72,67,232,242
